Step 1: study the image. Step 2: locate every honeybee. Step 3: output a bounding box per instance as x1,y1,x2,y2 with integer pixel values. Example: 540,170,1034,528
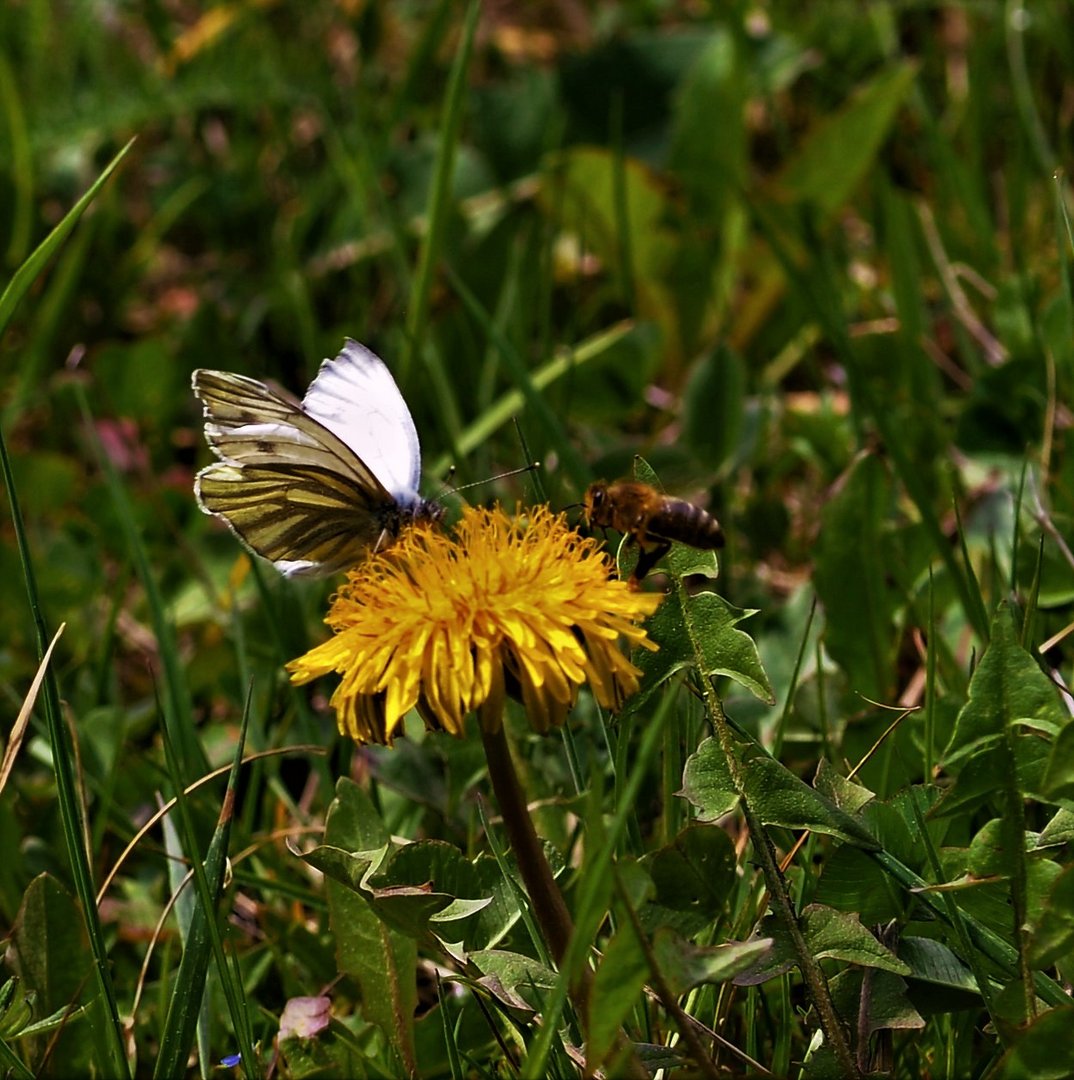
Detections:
583,480,724,585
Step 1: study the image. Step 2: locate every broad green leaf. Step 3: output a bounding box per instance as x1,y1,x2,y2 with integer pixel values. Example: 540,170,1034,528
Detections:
668,28,745,216
468,950,558,1013
932,742,1052,822
776,62,917,217
651,930,773,996
799,905,910,973
468,855,523,950
1042,720,1074,800
681,738,879,849
829,968,924,1036
897,937,980,1011
740,746,879,849
542,146,680,347
1027,865,1074,970
7,875,94,1076
546,147,673,288
996,1006,1074,1080
667,29,749,345
813,453,900,698
681,344,746,474
735,904,908,986
813,759,875,815
645,824,737,916
639,593,773,703
944,605,1067,765
325,777,391,850
323,781,417,1078
303,846,385,894
938,606,1068,818
815,845,910,925
680,736,737,821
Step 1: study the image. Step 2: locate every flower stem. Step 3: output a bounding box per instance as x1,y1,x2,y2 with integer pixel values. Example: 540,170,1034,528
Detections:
481,723,575,967
481,722,649,1080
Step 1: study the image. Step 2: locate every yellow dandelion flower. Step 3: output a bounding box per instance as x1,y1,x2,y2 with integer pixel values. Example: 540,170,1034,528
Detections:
286,505,662,746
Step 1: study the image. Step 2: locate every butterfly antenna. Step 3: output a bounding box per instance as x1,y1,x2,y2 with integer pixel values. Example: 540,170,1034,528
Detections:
442,461,541,498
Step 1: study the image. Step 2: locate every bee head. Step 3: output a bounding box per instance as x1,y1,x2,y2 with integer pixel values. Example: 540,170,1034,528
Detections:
583,481,610,527
583,481,605,514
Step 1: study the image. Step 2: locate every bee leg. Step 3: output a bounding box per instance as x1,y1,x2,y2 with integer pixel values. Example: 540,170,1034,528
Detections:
629,541,671,588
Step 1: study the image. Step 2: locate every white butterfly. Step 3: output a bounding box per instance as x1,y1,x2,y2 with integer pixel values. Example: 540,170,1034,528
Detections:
193,338,443,577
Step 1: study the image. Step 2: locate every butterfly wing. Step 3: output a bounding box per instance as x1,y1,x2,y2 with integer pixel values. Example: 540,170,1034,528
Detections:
193,341,423,577
301,339,422,504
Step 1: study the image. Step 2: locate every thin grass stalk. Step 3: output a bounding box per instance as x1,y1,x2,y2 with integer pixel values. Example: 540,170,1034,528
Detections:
153,701,256,1078
74,385,206,780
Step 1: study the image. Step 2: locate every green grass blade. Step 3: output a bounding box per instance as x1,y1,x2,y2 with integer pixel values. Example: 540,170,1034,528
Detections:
401,0,480,448
749,198,990,642
0,427,129,1077
443,261,590,487
426,319,637,480
0,137,134,338
0,52,34,268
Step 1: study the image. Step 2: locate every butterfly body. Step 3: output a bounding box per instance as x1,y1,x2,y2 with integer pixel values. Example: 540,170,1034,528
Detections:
194,339,441,577
584,480,724,583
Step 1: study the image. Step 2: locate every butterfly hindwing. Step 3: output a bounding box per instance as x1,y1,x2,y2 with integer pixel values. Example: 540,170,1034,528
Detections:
195,461,394,576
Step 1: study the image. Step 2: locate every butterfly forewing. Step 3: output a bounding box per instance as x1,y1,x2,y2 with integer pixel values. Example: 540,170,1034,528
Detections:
301,339,422,500
193,368,389,495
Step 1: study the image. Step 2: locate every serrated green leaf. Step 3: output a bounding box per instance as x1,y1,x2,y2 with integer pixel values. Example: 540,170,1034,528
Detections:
813,758,875,815
944,606,1067,766
637,591,773,703
682,738,878,848
740,747,880,848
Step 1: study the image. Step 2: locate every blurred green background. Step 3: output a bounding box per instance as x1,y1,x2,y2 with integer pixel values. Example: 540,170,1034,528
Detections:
2,0,1073,1075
